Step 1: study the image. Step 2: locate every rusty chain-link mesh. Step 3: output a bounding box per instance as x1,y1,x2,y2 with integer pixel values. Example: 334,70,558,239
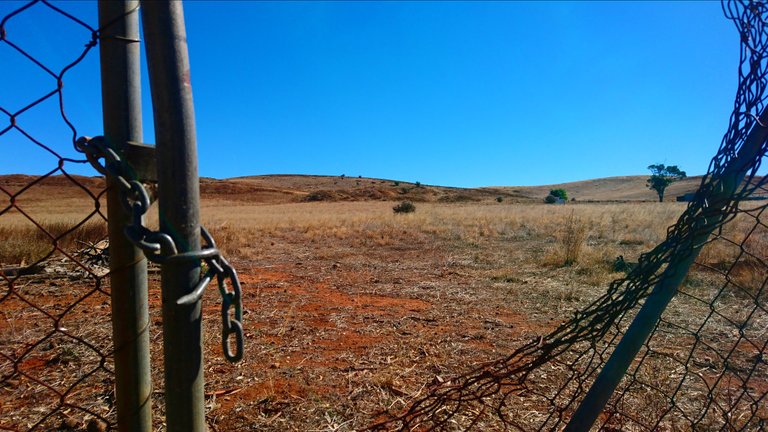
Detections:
0,2,127,430
370,1,768,430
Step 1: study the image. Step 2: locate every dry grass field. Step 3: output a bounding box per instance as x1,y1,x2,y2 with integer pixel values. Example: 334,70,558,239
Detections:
1,174,764,431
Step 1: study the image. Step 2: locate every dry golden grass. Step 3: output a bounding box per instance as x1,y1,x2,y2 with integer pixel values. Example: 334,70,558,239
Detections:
0,218,107,266
202,201,679,244
3,190,766,431
201,201,684,283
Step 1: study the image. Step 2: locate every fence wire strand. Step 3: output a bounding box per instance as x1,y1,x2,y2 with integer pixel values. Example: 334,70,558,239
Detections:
0,1,133,430
370,1,768,430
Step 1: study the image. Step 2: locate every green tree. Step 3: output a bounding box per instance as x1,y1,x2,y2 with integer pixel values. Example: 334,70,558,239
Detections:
549,189,568,200
647,164,686,202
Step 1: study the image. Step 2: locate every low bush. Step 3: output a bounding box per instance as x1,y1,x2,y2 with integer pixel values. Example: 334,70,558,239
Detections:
550,188,568,200
561,211,588,266
304,191,333,202
393,201,416,214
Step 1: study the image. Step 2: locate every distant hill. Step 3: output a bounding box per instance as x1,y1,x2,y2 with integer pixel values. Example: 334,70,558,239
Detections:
0,173,711,205
202,174,531,204
492,175,705,202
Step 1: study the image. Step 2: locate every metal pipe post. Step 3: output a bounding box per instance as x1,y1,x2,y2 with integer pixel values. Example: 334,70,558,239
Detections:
97,2,152,431
140,2,205,431
564,108,768,432
563,250,701,432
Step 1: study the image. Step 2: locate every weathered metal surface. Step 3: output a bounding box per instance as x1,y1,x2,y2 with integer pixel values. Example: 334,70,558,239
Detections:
97,2,153,431
124,141,157,182
141,2,208,431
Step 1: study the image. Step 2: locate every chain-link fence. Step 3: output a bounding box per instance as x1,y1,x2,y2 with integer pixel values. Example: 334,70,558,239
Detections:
370,1,768,430
0,1,116,430
2,2,243,431
3,0,768,431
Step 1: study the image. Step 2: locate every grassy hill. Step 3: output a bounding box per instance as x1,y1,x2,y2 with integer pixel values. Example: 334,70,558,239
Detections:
0,173,706,205
205,174,705,203
206,174,531,204
494,175,705,202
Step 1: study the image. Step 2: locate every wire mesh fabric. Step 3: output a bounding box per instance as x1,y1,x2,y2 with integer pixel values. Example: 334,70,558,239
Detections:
0,2,127,430
370,1,768,430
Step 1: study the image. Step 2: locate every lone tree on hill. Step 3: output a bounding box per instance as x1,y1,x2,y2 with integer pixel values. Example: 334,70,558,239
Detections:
647,164,686,202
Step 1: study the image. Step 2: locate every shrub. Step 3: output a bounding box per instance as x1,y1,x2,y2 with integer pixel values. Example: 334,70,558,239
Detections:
496,196,504,203
544,194,558,204
550,189,568,200
304,191,334,202
393,201,416,214
613,255,637,274
561,211,588,266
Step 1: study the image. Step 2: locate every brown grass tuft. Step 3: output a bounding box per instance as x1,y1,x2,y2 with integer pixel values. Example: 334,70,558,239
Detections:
0,219,107,265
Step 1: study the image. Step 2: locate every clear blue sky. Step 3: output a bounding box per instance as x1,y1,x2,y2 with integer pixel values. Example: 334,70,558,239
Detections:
1,1,738,187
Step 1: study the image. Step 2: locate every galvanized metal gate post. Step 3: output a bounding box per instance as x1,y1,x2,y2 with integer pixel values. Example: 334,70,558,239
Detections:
97,2,153,431
564,108,768,431
140,2,206,431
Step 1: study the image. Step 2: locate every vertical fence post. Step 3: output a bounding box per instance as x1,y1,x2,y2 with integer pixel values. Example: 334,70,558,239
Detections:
97,2,153,431
140,2,206,431
564,109,768,432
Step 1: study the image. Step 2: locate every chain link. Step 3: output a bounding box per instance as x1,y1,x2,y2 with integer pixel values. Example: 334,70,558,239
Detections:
76,135,244,363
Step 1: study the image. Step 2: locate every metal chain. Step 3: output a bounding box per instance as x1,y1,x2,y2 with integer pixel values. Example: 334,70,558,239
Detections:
75,135,244,363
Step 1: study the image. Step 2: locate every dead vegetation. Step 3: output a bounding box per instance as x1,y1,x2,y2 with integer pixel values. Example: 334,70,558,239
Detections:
0,219,107,267
1,175,764,431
